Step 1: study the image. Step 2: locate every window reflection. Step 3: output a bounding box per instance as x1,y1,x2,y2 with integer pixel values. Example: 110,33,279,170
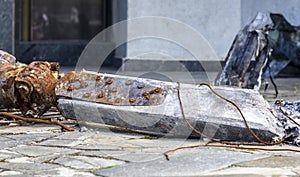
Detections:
31,0,106,40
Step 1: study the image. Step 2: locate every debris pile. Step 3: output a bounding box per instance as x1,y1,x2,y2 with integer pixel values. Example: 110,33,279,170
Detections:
216,12,300,145
0,12,300,147
0,50,59,117
274,101,300,146
266,13,300,77
217,13,300,91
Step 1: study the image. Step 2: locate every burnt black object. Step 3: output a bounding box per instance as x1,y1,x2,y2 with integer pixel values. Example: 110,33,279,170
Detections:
216,12,270,89
217,13,300,90
265,13,300,78
274,101,300,146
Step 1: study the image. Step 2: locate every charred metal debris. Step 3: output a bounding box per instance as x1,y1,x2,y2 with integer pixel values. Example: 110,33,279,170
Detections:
274,100,300,146
216,13,300,93
0,50,58,117
0,12,300,147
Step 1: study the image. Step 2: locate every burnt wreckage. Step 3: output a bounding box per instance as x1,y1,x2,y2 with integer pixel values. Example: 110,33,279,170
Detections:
0,50,58,116
217,12,300,145
217,12,300,89
0,12,300,145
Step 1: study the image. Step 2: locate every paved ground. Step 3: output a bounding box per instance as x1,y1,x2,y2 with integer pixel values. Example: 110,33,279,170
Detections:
0,76,300,177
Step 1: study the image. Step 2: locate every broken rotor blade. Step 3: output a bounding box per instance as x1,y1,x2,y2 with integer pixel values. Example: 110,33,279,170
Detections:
56,71,284,142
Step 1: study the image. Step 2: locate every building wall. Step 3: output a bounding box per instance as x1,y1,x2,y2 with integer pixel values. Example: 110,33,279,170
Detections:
241,0,300,26
1,0,300,66
126,0,300,61
126,0,241,60
0,0,14,54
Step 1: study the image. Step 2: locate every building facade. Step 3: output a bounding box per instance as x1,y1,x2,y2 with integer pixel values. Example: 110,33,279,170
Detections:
1,0,300,69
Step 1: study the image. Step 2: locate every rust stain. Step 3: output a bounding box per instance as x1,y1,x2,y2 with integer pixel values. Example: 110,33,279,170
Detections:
56,71,168,106
154,87,162,94
142,91,151,100
105,77,113,85
95,75,102,82
129,97,137,104
126,80,132,86
97,93,105,99
67,85,74,91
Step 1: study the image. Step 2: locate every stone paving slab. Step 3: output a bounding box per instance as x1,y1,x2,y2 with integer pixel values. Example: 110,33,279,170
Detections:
236,155,300,168
96,147,268,177
202,167,298,176
0,133,56,149
202,155,300,176
9,145,79,157
0,162,61,176
0,149,21,161
53,155,126,170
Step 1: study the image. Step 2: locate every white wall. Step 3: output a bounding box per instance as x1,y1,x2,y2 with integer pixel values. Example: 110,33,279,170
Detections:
126,0,241,60
241,0,300,26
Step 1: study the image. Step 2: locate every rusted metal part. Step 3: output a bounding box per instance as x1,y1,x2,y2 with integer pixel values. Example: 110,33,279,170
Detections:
0,50,27,109
0,50,59,117
0,106,76,131
56,71,167,106
15,61,58,116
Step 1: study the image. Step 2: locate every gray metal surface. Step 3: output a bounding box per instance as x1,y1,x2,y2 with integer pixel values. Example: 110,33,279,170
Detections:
57,71,284,142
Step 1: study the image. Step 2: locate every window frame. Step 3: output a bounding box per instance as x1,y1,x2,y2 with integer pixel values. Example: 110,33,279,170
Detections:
16,0,109,42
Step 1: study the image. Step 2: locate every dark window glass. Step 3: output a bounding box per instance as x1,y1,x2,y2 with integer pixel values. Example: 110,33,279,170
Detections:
30,0,106,40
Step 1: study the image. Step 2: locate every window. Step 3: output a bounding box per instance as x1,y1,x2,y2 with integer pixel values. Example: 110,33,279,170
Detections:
19,0,107,41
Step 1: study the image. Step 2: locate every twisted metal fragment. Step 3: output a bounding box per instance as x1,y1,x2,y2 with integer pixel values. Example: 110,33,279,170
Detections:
0,50,59,117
